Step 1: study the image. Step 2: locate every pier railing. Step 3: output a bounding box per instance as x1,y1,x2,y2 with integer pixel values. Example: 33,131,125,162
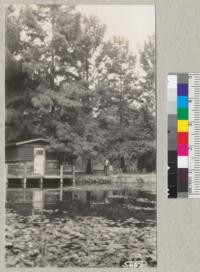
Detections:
6,161,104,177
6,161,74,177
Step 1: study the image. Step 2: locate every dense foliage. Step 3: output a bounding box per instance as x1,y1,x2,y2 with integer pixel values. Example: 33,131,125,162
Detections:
5,5,156,172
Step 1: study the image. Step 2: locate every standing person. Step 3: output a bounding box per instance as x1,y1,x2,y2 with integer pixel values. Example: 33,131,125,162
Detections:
104,159,110,176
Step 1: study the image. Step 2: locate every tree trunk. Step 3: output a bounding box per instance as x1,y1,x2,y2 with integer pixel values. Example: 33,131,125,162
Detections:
120,156,126,173
119,76,127,173
86,157,93,174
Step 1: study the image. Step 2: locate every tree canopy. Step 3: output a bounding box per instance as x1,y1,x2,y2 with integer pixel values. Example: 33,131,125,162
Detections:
5,4,156,172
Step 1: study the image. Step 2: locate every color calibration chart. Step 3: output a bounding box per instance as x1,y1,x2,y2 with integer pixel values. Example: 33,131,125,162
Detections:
168,73,200,198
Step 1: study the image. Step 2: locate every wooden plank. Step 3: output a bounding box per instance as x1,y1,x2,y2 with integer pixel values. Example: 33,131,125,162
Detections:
7,175,24,179
43,175,61,179
60,165,63,201
7,163,25,176
26,175,42,179
62,185,120,191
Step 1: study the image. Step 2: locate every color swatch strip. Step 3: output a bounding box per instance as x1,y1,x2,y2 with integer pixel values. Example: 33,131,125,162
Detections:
168,73,200,198
177,74,188,198
167,75,177,198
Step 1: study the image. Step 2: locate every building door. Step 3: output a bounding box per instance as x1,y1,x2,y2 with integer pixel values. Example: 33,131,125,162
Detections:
34,148,45,175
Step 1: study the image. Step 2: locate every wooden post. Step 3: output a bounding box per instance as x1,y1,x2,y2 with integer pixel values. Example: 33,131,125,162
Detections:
70,165,75,200
23,163,27,189
72,164,75,187
23,163,27,202
86,191,91,208
5,164,8,189
60,165,63,201
40,177,43,189
103,190,107,204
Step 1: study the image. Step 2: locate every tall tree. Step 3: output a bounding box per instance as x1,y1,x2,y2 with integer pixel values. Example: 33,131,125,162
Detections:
135,35,156,172
5,5,107,167
5,5,155,172
93,37,144,171
5,5,49,141
92,36,156,172
139,35,156,137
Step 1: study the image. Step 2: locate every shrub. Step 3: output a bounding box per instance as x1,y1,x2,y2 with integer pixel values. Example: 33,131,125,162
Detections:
137,148,156,172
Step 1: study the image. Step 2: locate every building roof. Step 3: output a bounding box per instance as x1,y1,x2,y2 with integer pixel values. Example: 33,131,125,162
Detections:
6,138,49,147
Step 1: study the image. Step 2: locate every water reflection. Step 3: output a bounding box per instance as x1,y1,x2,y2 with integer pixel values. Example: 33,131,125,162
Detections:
6,187,156,268
6,188,156,220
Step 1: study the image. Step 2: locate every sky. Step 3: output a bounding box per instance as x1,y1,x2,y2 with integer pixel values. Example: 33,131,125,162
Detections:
76,5,155,55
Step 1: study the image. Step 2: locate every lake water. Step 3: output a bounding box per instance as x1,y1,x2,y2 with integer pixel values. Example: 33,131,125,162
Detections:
5,175,157,267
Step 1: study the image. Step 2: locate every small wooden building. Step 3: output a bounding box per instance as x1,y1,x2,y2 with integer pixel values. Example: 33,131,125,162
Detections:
6,138,55,176
5,138,76,190
5,138,105,190
5,139,112,205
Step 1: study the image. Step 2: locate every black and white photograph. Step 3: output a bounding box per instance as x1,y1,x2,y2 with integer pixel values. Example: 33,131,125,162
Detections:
5,4,156,268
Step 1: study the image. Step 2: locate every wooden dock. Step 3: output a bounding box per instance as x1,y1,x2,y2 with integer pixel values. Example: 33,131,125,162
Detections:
6,161,106,190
